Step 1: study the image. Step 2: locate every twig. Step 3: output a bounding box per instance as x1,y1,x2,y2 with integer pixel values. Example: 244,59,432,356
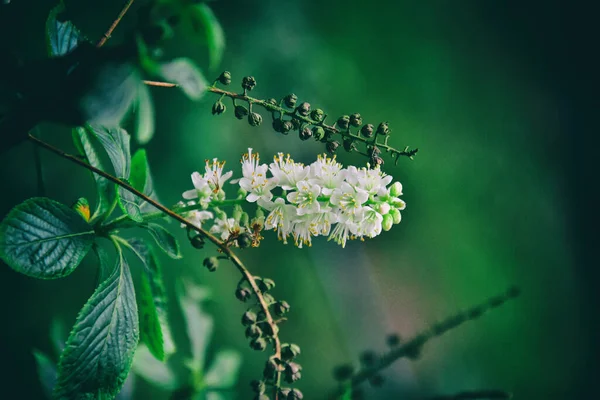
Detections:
27,132,283,399
96,0,135,48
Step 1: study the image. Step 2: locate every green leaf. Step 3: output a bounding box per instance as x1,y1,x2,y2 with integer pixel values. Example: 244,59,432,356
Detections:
46,1,83,57
204,350,242,388
179,281,213,371
160,58,208,100
54,250,139,399
133,81,155,145
130,149,159,213
125,238,175,361
33,349,57,399
140,223,181,259
87,125,131,179
190,4,225,71
72,128,114,220
0,197,95,279
132,345,177,390
117,180,143,223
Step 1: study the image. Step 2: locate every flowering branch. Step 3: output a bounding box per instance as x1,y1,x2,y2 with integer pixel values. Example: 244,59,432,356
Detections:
331,286,521,398
26,133,288,399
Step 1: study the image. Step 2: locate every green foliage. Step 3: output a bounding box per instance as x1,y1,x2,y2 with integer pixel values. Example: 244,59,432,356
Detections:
46,1,84,57
132,83,155,145
129,149,159,212
117,180,144,223
141,222,182,259
33,350,57,399
89,126,131,179
0,197,95,279
189,3,225,71
54,248,139,400
159,58,208,100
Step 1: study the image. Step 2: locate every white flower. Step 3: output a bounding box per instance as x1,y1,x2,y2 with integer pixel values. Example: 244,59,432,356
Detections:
209,215,241,241
286,180,321,215
259,197,297,244
356,206,383,238
327,212,358,248
181,210,214,229
204,158,233,194
308,154,346,195
237,148,277,203
291,215,313,248
330,182,369,213
346,165,393,197
306,207,337,236
182,172,213,208
269,153,310,190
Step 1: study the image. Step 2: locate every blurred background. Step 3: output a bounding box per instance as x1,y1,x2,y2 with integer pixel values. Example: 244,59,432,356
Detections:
0,0,596,399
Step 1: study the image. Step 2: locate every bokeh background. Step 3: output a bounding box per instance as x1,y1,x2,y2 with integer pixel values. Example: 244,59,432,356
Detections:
0,0,596,399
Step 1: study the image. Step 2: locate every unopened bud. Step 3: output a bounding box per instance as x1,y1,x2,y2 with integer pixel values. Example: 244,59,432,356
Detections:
337,115,350,130
242,76,257,91
310,108,324,122
283,94,298,108
389,208,402,224
382,214,394,231
312,126,326,141
360,123,374,138
235,287,252,302
326,141,340,154
376,122,390,135
235,105,249,119
349,113,362,127
212,100,226,115
250,337,268,351
299,126,312,141
248,112,263,127
296,102,311,117
218,71,232,85
389,181,403,197
203,256,219,272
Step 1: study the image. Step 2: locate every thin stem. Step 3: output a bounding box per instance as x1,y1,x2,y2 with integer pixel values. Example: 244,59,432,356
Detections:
96,0,135,48
27,133,283,398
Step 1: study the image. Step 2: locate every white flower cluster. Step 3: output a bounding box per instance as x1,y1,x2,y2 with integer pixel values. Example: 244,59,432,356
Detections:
180,150,405,248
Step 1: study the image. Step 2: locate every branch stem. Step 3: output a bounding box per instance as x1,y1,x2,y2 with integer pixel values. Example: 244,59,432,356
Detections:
96,0,136,48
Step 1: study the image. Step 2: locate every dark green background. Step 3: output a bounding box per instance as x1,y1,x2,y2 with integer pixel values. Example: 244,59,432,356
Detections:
0,0,596,399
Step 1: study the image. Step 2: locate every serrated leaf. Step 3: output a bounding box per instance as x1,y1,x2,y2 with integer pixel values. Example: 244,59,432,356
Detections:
116,372,135,400
130,149,159,213
125,238,175,361
0,197,95,279
87,125,131,179
179,281,213,371
46,1,83,57
117,180,143,223
53,251,138,399
72,128,114,220
190,4,225,71
132,344,177,390
141,223,181,259
93,244,113,285
204,350,241,388
160,58,208,100
133,81,155,145
33,350,57,399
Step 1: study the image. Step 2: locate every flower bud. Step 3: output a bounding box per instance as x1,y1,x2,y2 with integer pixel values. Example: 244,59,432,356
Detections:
376,121,390,135
312,126,326,141
284,362,302,383
290,118,301,131
240,211,250,227
382,214,394,231
281,343,301,361
246,324,263,339
262,293,276,306
235,105,249,119
235,287,252,302
218,71,232,85
242,311,258,326
283,94,298,108
256,277,276,291
337,115,350,130
326,141,340,154
281,121,293,135
378,202,391,215
389,208,402,224
250,337,268,351
203,256,219,272
296,102,310,117
237,187,248,198
360,123,374,138
250,380,266,394
273,300,291,317
248,112,263,127
190,235,205,249
287,388,304,400
242,76,257,91
310,108,324,122
349,113,362,127
267,98,278,106
263,358,282,381
272,119,284,133
258,321,279,338
299,126,312,141
212,100,226,115
389,181,403,197
392,198,406,210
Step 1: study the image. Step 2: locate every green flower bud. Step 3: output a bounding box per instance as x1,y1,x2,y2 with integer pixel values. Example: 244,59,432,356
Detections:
283,93,298,108
242,76,257,91
249,112,263,127
250,380,266,394
389,181,403,197
190,235,205,249
287,388,304,400
263,358,281,381
256,277,276,291
245,324,263,339
389,207,402,224
212,100,226,115
290,117,301,131
382,213,394,231
235,105,249,119
392,197,406,209
349,113,362,127
326,140,340,154
237,187,248,198
310,108,324,122
273,300,291,317
235,287,252,302
337,115,350,130
267,98,278,106
376,121,390,135
250,337,268,351
377,202,391,215
281,343,301,361
242,311,258,326
312,126,326,141
281,121,293,135
299,126,312,141
296,102,311,117
240,211,250,227
284,362,302,383
360,123,374,138
203,256,219,272
218,71,232,85
262,293,276,306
